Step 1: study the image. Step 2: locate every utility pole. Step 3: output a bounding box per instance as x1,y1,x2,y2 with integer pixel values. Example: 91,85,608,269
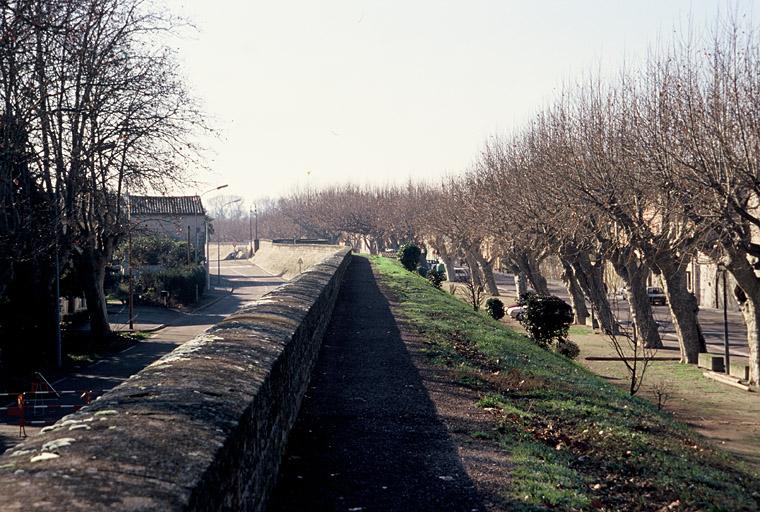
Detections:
217,198,241,286
127,193,134,331
254,203,258,253
723,267,730,375
199,184,229,289
186,225,191,264
205,219,210,288
249,208,253,256
54,198,62,369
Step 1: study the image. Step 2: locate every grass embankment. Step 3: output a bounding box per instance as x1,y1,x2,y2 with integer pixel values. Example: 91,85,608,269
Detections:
369,255,760,511
572,326,760,470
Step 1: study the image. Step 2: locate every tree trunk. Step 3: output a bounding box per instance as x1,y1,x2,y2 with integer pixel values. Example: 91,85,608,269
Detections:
368,237,379,255
77,248,111,340
441,254,457,282
656,257,704,364
517,253,549,295
560,258,588,325
433,241,458,282
724,247,760,384
465,251,483,287
567,252,618,334
470,246,499,296
610,249,662,348
512,265,528,299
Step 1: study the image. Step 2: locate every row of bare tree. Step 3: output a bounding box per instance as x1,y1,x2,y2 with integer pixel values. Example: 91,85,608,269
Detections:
224,18,760,384
0,0,202,367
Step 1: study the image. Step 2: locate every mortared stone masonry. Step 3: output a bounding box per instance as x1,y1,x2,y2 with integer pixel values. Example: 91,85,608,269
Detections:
0,248,352,511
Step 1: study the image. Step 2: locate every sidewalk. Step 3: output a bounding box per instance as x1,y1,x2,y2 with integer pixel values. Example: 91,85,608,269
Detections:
106,287,230,333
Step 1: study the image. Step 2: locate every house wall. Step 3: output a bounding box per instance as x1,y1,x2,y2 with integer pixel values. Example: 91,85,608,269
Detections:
694,257,740,311
131,214,207,258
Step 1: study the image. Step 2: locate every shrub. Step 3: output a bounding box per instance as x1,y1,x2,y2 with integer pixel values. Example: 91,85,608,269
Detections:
417,266,428,278
517,291,537,306
519,294,574,348
426,268,446,289
555,338,580,359
485,298,505,320
397,243,421,272
124,235,194,266
157,264,207,304
114,282,130,304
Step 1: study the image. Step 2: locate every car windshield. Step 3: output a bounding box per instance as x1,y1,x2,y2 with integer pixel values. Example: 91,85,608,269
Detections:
648,287,663,294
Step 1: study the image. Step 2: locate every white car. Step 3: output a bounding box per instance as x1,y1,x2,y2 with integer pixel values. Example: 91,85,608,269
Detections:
507,305,525,320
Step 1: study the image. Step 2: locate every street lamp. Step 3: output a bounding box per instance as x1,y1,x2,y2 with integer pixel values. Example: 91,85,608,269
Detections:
249,207,253,256
217,198,242,286
718,263,731,375
200,184,228,289
248,203,259,255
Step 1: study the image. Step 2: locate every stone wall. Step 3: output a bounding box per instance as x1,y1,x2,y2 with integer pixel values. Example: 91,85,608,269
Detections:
251,240,345,280
0,248,352,512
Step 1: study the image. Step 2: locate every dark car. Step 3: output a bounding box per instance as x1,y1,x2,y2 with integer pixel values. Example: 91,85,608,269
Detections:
647,286,667,306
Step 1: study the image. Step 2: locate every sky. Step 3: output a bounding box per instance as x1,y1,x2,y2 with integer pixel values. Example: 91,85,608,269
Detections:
163,0,754,205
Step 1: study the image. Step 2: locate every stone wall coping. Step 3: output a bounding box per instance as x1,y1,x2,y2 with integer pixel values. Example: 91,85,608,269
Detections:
0,247,352,512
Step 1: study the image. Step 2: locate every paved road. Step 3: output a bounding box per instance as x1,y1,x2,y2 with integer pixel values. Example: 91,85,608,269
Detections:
269,257,484,511
0,259,286,454
494,272,751,358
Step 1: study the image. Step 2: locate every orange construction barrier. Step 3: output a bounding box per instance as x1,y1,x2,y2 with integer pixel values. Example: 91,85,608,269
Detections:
17,393,26,437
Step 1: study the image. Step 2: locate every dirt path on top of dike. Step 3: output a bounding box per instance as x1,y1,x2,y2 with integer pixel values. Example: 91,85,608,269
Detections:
268,256,513,512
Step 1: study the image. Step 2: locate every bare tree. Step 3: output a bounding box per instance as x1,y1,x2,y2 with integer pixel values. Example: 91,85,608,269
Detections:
606,322,657,396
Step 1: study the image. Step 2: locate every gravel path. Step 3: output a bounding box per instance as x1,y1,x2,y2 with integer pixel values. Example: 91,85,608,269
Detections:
268,257,488,511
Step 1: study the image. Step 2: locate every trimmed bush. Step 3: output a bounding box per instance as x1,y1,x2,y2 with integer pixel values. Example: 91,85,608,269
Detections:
426,268,446,289
555,338,580,359
158,265,207,304
485,297,505,320
397,243,421,272
519,294,574,349
125,235,196,266
417,266,429,278
138,265,207,305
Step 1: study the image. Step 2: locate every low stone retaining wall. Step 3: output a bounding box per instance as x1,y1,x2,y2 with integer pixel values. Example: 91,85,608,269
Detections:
0,248,352,511
251,240,344,280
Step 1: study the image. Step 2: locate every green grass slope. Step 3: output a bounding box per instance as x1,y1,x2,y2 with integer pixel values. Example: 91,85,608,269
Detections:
369,255,760,511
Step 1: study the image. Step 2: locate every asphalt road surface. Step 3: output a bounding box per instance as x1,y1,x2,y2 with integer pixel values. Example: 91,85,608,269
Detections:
0,259,286,454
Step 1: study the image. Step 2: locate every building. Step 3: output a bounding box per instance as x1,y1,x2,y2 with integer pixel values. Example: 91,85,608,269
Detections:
689,254,740,311
128,195,208,260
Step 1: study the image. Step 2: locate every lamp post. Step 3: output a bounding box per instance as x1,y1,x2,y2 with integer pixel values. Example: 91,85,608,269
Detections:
254,203,258,253
719,264,731,375
217,198,242,286
200,184,228,289
53,197,63,368
249,207,253,256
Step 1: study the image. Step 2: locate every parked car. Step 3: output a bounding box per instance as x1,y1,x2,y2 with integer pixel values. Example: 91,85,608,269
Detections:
647,286,667,306
507,304,525,320
454,267,470,281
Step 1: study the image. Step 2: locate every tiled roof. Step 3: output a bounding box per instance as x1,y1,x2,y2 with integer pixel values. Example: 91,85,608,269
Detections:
129,195,205,215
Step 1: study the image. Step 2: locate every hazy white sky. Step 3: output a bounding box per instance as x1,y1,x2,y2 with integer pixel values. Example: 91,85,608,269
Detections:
165,0,752,204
